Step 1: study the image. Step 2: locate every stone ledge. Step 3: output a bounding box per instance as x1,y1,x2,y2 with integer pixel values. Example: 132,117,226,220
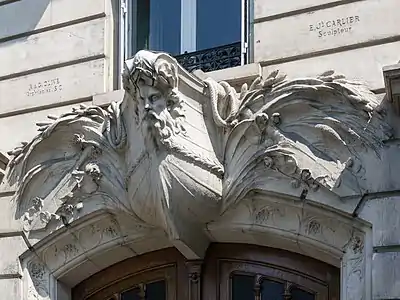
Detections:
0,235,28,276
0,152,8,185
0,278,21,299
92,89,124,107
254,0,354,21
374,245,400,253
360,196,400,247
373,252,400,299
201,63,262,86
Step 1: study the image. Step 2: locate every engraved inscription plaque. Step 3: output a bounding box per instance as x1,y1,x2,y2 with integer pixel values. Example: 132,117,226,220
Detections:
309,16,360,38
27,78,63,97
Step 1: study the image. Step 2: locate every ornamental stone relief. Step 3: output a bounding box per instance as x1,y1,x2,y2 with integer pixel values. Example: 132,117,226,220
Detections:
25,258,51,300
1,50,388,277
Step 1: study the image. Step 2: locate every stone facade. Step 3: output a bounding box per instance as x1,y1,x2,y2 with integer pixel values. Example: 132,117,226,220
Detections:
1,0,400,299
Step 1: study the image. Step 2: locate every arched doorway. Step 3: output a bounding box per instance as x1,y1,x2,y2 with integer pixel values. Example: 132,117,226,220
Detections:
72,244,339,300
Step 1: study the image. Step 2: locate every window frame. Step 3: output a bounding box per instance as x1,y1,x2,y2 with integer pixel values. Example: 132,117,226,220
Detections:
119,0,251,68
72,244,340,300
202,244,340,300
72,248,189,300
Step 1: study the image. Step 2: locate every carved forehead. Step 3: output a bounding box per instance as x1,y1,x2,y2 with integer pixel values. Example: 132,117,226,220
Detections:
124,52,157,86
123,50,178,91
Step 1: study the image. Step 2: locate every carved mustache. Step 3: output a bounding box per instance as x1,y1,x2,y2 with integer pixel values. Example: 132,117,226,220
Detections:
140,109,164,129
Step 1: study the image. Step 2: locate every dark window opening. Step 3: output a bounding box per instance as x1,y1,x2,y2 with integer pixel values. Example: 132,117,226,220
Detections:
126,0,246,72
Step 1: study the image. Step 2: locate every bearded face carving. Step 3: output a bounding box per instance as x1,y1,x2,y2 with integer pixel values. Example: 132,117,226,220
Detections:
123,51,186,152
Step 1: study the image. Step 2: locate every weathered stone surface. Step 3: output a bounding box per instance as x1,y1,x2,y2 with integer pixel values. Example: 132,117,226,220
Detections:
0,278,22,299
0,18,105,77
254,0,348,19
0,235,27,275
359,197,400,247
255,0,400,62
0,50,388,299
0,0,105,40
0,194,21,231
0,59,105,115
200,63,262,87
92,89,124,107
262,41,400,91
373,252,400,299
0,101,92,153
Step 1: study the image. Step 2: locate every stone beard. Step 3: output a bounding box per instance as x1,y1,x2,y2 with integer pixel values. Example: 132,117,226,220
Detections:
136,81,185,152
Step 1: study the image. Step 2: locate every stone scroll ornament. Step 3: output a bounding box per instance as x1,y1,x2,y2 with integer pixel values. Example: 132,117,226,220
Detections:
203,70,392,213
2,50,392,237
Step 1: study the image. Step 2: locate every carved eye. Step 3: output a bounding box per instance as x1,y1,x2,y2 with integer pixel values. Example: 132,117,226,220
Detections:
149,94,161,103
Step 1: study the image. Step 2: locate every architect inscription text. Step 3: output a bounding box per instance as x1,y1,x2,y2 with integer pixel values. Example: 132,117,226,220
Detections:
309,15,360,38
27,78,62,97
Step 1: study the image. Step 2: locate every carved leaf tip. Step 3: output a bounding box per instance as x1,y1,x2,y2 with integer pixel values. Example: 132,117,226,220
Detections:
47,114,59,120
256,70,287,89
240,83,248,96
319,70,335,77
317,70,346,82
35,121,52,127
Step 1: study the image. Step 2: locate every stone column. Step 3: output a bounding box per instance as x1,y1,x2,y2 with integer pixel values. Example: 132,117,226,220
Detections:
360,195,400,299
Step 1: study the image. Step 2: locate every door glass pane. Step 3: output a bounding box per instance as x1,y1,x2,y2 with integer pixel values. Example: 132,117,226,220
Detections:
121,287,141,300
146,280,166,300
291,288,315,300
148,0,181,55
261,279,285,300
196,0,241,51
232,274,254,300
136,0,150,51
132,0,181,55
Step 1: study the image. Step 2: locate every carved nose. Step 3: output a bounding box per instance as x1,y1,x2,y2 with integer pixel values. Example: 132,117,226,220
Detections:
144,103,151,111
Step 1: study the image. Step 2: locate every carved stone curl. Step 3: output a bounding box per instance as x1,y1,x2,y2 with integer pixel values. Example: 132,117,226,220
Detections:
2,51,391,261
204,69,391,212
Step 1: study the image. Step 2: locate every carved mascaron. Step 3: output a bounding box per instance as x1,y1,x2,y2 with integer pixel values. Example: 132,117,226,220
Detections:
1,50,391,242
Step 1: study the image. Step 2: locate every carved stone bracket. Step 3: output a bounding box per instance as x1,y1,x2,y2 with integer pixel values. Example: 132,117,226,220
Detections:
0,51,385,297
24,257,52,300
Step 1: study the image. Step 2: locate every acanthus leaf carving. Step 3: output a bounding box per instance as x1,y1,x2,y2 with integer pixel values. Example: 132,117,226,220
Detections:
26,258,50,300
2,50,390,263
204,69,392,213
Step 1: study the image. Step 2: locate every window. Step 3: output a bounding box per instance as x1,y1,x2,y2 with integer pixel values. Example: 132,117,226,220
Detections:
121,0,250,73
73,244,339,300
202,244,340,300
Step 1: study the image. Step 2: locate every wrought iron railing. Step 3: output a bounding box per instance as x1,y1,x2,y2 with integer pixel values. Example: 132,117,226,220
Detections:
175,42,242,73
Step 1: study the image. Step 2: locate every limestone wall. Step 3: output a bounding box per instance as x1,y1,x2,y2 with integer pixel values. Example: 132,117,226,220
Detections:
0,1,118,298
0,0,400,299
253,0,400,92
0,0,119,153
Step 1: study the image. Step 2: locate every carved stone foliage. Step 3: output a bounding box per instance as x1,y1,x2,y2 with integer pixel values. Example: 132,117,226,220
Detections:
25,258,51,300
42,216,123,273
4,50,222,247
207,195,367,296
342,232,366,300
203,70,392,212
4,101,137,234
2,49,389,264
